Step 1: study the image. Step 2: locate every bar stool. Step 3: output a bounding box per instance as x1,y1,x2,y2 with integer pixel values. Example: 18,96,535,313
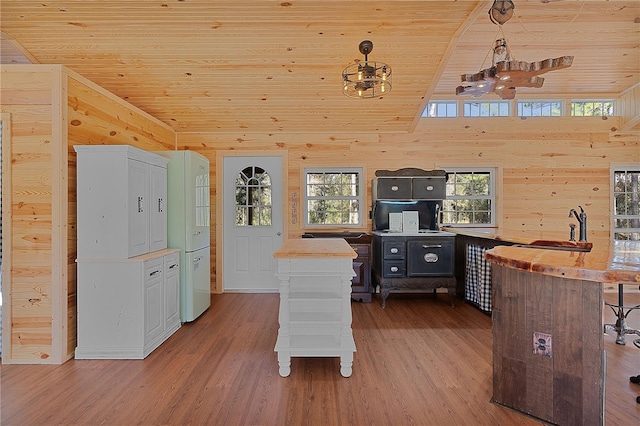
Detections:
603,284,640,345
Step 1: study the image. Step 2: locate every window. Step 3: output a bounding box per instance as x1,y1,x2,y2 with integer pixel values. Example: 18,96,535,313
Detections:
463,101,509,117
571,100,614,116
304,168,363,227
422,101,457,117
235,166,272,226
442,169,495,226
612,167,640,241
517,101,562,117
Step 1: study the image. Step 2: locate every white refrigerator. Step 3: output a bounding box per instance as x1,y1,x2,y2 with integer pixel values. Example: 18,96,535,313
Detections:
158,150,211,322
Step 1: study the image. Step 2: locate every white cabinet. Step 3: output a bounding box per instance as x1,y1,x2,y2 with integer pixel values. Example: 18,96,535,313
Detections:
273,239,356,378
75,249,181,359
149,162,168,253
164,252,181,329
74,145,168,259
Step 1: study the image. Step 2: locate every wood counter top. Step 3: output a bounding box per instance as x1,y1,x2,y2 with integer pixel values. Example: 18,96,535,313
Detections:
441,227,521,242
485,240,640,285
273,238,357,259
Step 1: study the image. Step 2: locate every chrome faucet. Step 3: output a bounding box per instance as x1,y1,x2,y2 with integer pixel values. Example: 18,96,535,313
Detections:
569,206,587,242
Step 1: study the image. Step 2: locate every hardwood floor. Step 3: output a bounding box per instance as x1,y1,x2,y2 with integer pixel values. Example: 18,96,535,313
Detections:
2,291,639,425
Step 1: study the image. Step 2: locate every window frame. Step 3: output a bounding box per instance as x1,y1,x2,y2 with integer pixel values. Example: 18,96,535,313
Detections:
463,101,510,117
302,167,365,228
571,100,614,117
440,167,497,227
422,101,458,118
422,98,617,118
234,166,273,227
517,100,563,117
611,164,640,241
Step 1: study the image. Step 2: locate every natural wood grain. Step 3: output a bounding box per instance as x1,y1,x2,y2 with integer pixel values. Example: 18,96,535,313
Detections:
2,1,638,133
492,264,608,425
273,238,356,259
486,241,640,285
187,114,638,292
2,292,639,425
0,65,175,363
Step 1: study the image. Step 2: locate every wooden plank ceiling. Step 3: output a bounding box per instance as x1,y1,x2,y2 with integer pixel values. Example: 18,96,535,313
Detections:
1,0,638,134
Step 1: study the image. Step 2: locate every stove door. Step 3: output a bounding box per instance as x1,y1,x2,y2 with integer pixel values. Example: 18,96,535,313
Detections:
406,239,454,277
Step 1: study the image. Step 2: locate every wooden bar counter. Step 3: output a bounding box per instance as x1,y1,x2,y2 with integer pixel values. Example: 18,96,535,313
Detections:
485,241,640,425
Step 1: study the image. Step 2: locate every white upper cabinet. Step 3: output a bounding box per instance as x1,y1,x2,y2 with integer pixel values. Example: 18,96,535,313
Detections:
75,145,168,259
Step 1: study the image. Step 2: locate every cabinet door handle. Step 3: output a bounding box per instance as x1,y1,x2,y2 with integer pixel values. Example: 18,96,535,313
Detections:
390,248,399,254
138,196,144,213
390,266,399,272
169,263,178,269
158,198,163,213
422,244,442,249
149,269,161,277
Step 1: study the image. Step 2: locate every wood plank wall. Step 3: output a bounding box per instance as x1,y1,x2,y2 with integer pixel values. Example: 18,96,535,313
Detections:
617,83,640,132
0,66,58,362
1,64,175,363
1,64,638,362
179,117,639,293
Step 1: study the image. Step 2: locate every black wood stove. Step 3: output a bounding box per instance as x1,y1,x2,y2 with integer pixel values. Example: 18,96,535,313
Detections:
371,168,456,308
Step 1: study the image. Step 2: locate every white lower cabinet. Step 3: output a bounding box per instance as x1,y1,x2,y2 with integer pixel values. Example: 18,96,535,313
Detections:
75,249,181,359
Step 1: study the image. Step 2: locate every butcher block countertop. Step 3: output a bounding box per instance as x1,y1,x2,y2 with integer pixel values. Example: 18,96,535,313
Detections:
485,241,640,285
273,238,357,259
442,226,594,250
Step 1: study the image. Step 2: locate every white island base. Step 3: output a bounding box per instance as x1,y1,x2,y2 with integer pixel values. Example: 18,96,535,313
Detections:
273,238,357,378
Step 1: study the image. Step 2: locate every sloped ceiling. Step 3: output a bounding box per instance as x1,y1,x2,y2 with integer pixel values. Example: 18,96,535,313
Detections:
1,0,638,133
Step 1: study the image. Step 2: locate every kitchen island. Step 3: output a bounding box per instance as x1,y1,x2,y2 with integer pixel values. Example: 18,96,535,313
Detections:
273,238,357,377
485,241,640,426
443,227,595,306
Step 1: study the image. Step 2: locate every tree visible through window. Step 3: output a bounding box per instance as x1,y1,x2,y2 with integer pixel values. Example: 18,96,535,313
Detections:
571,100,614,116
613,168,639,241
304,168,362,226
442,169,495,226
517,101,562,116
235,166,272,226
464,101,509,117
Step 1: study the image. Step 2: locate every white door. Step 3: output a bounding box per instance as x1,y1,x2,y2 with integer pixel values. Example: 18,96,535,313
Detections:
223,156,283,292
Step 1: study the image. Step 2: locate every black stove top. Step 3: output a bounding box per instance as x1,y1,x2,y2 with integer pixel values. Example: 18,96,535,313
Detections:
372,229,454,237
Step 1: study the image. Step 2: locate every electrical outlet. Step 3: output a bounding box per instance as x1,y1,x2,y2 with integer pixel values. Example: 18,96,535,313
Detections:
533,332,552,357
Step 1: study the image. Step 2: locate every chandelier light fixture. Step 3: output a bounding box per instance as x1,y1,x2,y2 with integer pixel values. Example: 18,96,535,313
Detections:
455,0,573,100
342,40,392,99
456,38,573,100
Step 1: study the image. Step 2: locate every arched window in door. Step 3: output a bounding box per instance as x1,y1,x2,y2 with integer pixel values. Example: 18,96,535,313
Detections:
235,166,272,226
